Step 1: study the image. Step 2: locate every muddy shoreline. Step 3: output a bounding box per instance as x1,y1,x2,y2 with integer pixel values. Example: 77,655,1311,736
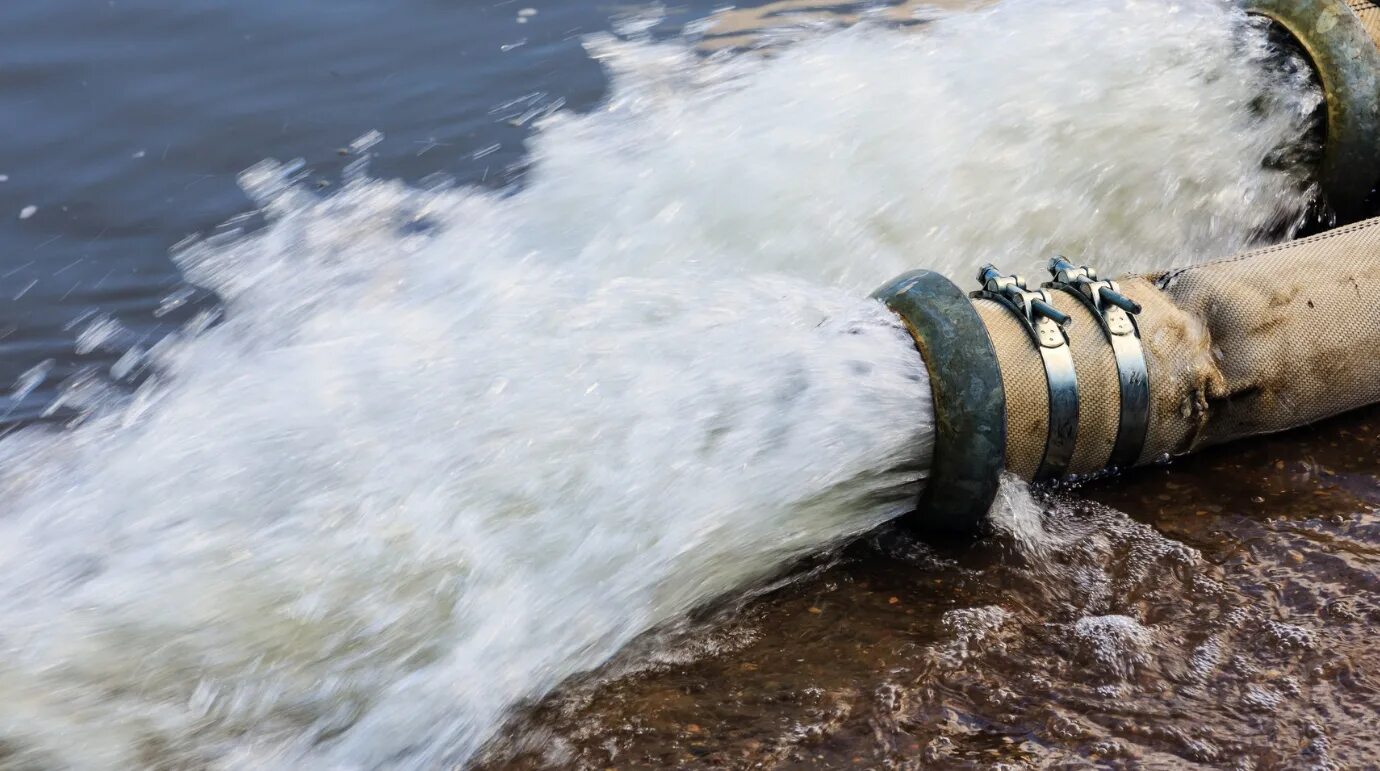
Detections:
480,405,1380,769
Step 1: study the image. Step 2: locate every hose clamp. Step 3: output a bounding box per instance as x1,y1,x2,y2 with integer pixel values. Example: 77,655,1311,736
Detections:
1045,257,1150,470
972,265,1078,482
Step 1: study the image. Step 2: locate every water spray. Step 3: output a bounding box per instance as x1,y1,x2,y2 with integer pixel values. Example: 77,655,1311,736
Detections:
0,2,1371,767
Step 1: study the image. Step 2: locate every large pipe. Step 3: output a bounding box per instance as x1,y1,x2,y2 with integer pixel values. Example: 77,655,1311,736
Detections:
879,0,1380,535
881,216,1380,534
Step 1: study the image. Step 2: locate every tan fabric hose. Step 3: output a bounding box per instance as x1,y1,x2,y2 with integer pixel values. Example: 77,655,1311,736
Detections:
988,217,1380,479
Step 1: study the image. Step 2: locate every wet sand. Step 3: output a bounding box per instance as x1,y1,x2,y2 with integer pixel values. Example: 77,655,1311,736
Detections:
477,405,1380,769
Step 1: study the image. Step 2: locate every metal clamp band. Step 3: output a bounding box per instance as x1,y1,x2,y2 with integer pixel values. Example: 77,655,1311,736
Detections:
1045,257,1149,471
972,265,1078,483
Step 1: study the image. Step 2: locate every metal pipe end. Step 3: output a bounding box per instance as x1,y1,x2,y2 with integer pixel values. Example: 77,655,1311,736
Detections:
872,270,1007,536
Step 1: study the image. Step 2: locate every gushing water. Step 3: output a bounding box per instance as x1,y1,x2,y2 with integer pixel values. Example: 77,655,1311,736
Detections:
0,0,1321,767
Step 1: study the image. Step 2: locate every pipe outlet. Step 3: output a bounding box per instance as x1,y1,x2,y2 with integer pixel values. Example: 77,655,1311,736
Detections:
877,217,1380,534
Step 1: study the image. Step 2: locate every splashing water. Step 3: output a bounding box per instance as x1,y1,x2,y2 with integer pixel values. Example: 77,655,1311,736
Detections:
0,0,1322,767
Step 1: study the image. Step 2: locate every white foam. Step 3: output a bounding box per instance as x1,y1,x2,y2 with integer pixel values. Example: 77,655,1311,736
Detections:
1074,614,1153,679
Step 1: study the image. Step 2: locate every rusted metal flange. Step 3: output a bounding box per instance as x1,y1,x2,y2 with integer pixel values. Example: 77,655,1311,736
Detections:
872,270,1006,536
1246,0,1380,221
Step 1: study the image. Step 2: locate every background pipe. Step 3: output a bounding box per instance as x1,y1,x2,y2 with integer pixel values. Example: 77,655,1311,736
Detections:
1244,0,1380,221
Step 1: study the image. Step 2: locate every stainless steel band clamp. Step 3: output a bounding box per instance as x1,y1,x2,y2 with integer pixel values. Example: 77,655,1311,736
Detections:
1045,257,1150,471
972,264,1079,482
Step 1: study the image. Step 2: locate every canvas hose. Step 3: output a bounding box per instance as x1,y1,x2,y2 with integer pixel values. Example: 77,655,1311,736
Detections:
878,216,1380,534
879,215,1380,534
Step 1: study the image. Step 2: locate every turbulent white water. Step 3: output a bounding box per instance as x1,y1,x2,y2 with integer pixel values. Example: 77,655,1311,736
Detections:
0,0,1323,767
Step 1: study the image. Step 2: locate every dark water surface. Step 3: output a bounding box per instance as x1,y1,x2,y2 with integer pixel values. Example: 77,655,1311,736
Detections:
0,0,735,426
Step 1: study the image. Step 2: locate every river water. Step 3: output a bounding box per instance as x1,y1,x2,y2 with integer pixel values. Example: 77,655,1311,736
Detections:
0,0,1364,768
